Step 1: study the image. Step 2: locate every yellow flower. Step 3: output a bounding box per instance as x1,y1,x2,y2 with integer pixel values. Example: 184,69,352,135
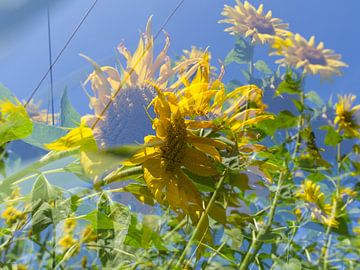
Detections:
334,94,360,137
176,55,271,135
219,0,289,44
82,17,202,147
296,180,325,205
125,88,226,223
274,34,347,79
64,218,77,233
1,205,24,226
59,235,79,252
17,265,27,270
296,180,338,228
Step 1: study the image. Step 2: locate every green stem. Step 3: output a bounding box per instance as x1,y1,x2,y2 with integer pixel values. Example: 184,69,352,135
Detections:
321,143,341,269
238,172,285,270
174,171,227,269
0,149,78,190
94,165,143,189
292,91,305,160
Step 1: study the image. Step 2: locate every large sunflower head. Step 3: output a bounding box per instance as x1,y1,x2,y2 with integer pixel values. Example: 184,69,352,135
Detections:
274,34,348,79
125,88,226,222
334,94,360,137
219,0,289,44
82,17,203,148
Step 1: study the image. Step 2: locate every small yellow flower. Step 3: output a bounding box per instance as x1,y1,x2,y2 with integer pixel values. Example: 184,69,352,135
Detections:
219,0,289,44
1,206,24,226
354,227,360,235
334,94,360,137
296,180,338,228
294,208,302,219
64,218,77,233
59,235,79,254
17,265,27,270
340,187,357,197
273,34,347,79
296,180,325,205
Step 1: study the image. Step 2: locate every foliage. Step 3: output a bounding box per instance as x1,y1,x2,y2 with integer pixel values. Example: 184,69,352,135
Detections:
0,1,359,269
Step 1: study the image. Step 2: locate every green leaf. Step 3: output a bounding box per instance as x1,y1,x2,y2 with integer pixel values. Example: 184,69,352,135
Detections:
0,84,16,102
208,202,227,225
60,88,81,128
254,60,272,74
224,38,254,65
81,210,117,230
22,122,67,149
275,71,302,96
306,90,324,106
31,174,56,202
320,126,342,147
292,98,305,112
123,183,155,205
229,172,251,191
276,110,298,129
0,100,33,145
31,202,53,234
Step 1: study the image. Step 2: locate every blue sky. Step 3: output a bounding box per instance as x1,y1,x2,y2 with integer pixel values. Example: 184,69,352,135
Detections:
0,0,359,115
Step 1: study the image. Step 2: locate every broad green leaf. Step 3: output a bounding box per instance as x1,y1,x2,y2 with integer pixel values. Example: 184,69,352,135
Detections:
22,122,67,149
0,99,33,145
306,90,324,106
60,88,81,128
320,126,342,147
254,60,272,74
31,202,53,234
123,183,155,205
81,210,116,230
31,174,56,202
275,71,302,96
224,38,254,65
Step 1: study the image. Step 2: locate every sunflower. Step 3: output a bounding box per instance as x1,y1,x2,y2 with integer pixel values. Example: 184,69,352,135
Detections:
296,180,338,227
83,17,203,147
219,0,289,44
334,94,360,137
175,51,269,130
274,34,348,79
125,88,226,223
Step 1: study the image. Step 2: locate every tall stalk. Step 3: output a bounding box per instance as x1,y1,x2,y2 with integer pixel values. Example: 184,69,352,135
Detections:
238,171,286,270
174,171,227,269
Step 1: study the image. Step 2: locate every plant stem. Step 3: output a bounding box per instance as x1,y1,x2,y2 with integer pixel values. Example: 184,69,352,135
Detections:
174,171,227,269
95,165,143,189
238,172,285,270
292,91,305,160
321,143,341,269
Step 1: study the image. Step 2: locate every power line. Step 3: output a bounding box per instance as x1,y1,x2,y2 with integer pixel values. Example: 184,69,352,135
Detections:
25,0,99,106
47,6,55,125
91,0,186,129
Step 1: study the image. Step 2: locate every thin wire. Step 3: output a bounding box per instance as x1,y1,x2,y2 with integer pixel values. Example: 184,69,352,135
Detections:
91,0,186,129
47,7,55,125
25,0,99,106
